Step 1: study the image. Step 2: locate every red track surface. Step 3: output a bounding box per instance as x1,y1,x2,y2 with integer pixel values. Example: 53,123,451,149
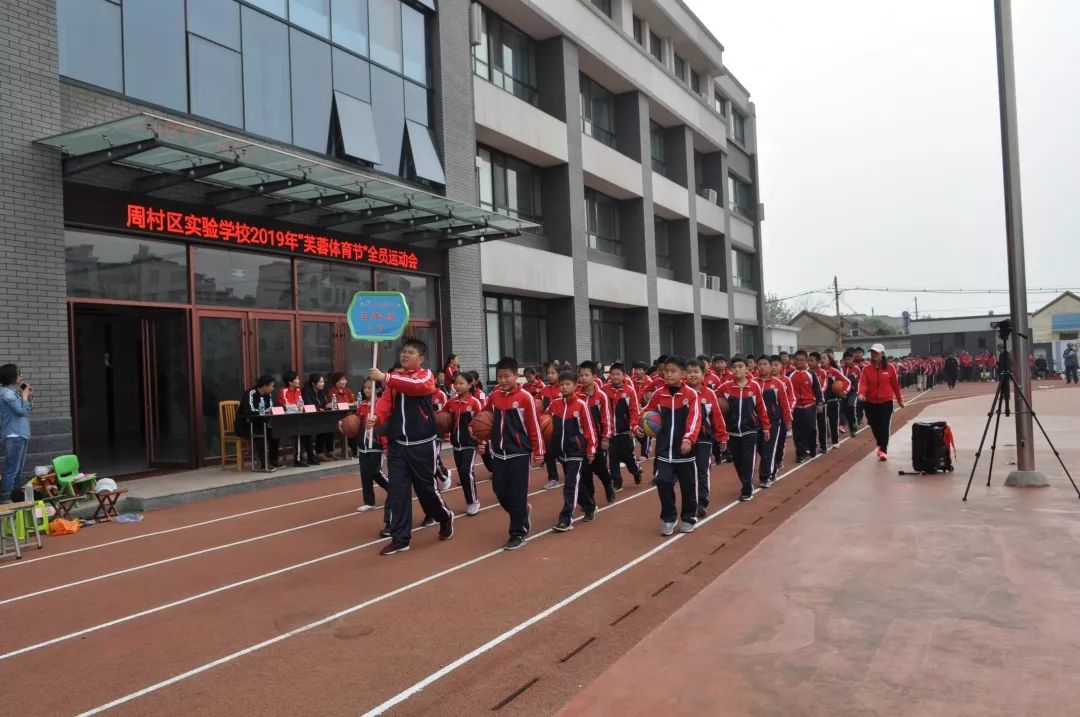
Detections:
1,382,998,716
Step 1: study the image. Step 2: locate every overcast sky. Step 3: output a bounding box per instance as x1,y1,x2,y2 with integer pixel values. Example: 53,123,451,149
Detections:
685,0,1080,320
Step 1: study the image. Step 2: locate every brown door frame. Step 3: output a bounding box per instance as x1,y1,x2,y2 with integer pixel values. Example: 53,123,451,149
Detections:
192,308,252,465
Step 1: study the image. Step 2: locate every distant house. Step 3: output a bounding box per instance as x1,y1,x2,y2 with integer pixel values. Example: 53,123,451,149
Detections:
765,324,800,355
1031,291,1080,342
790,311,875,350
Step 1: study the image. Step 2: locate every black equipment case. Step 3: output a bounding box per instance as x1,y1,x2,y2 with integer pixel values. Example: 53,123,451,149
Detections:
910,421,954,474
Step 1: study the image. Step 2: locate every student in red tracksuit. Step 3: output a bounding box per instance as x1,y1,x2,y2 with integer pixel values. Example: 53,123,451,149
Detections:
757,356,792,486
354,378,390,529
577,361,617,503
819,351,851,449
549,370,598,532
439,372,485,516
522,367,545,397
604,362,643,487
858,344,905,460
718,356,771,501
771,355,795,472
779,351,792,377
631,361,654,461
808,352,831,454
841,349,863,436
686,358,728,517
789,349,825,462
637,355,702,536
540,363,563,490
367,338,454,556
480,356,545,551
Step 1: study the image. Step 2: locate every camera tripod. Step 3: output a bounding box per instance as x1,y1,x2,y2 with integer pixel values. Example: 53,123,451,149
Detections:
962,341,1080,501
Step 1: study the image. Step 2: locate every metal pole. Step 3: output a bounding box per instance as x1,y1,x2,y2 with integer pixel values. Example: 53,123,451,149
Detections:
995,0,1046,486
833,276,843,351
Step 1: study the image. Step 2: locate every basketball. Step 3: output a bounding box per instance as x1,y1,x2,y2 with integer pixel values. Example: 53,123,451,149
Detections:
435,411,454,435
534,396,544,415
641,410,663,438
715,395,730,415
339,413,363,439
470,410,495,440
539,413,553,442
832,379,847,397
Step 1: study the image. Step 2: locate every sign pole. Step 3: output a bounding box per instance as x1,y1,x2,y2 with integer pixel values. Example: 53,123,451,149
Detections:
365,342,379,446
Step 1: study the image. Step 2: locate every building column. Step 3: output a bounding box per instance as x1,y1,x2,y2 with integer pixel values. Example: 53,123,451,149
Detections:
675,126,704,354
751,150,768,353
0,0,71,473
434,0,484,370
718,151,737,355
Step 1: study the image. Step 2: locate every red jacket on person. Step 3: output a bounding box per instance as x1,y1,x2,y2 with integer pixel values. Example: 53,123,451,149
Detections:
789,367,824,408
859,362,903,404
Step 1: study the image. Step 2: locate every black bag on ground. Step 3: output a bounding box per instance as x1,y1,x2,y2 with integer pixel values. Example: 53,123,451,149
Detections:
910,421,953,473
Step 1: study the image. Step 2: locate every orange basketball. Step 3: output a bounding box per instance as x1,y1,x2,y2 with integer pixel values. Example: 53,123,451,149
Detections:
339,413,363,438
470,410,495,441
715,395,730,415
435,411,454,435
534,396,544,415
831,379,847,397
539,413,553,442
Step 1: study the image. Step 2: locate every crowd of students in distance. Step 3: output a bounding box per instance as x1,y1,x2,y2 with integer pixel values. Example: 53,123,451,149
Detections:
344,340,911,556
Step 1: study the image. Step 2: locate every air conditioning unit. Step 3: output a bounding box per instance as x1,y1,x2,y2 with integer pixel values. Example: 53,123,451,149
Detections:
698,271,708,289
705,188,719,205
707,275,722,291
469,3,483,46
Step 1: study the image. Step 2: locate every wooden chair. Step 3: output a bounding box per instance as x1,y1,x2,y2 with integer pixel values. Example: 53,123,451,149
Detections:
218,400,246,472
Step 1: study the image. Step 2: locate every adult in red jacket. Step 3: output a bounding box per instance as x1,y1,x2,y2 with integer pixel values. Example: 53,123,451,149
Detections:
858,344,905,460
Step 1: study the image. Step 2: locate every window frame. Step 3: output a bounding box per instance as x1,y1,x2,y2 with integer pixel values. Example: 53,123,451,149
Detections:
580,73,617,148
590,307,627,364
654,217,672,270
485,294,549,382
730,249,757,290
476,145,543,222
472,6,539,106
650,121,667,177
585,188,622,256
732,109,747,144
632,15,644,45
590,0,612,18
727,175,754,219
649,30,663,62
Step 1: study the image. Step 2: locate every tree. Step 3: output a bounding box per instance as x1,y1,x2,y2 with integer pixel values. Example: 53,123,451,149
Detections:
766,292,795,326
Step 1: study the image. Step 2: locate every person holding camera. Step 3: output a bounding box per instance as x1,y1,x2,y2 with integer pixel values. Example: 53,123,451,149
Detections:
0,363,33,504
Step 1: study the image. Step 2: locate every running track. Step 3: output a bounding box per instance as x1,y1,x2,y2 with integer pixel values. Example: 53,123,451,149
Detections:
0,382,1001,716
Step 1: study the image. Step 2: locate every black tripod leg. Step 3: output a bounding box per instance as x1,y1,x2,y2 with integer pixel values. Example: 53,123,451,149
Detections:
1010,387,1080,499
985,389,1004,487
963,381,1004,501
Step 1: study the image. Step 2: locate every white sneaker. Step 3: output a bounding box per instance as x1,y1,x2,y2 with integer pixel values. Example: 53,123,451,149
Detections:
439,476,452,492
660,521,676,537
542,479,559,490
466,501,480,516
357,504,376,512
679,521,695,534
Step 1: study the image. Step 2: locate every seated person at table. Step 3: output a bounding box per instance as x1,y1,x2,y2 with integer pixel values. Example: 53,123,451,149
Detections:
235,374,281,470
328,372,358,457
302,373,334,464
277,370,313,467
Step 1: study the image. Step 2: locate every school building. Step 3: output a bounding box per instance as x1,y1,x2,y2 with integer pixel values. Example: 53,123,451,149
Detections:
0,0,766,476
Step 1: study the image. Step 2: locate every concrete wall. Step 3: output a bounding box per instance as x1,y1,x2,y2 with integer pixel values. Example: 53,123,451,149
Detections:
1032,294,1080,342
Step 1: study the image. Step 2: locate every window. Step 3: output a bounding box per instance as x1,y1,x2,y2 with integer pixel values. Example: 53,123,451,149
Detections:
247,0,286,16
188,0,241,49
673,54,686,81
376,271,435,319
698,237,709,274
58,0,123,92
477,147,543,221
402,5,428,83
690,70,701,94
473,7,539,105
633,15,644,45
297,261,372,313
189,35,244,127
405,120,445,185
713,91,727,117
732,109,747,143
591,308,627,363
654,217,672,270
727,175,754,218
659,315,676,355
331,0,368,56
485,296,548,382
590,0,612,18
333,48,370,102
650,31,663,62
242,8,293,143
65,231,189,303
585,189,621,256
123,0,187,112
333,91,382,164
370,66,406,175
404,81,429,124
370,0,403,71
978,337,988,349
731,249,756,290
734,325,756,355
650,121,667,176
291,29,333,153
290,0,330,37
580,74,616,148
193,248,293,308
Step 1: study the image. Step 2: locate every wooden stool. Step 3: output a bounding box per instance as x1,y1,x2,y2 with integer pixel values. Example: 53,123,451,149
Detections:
45,495,81,519
92,489,128,522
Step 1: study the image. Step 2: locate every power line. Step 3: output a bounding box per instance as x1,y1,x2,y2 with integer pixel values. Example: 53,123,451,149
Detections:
839,286,1079,295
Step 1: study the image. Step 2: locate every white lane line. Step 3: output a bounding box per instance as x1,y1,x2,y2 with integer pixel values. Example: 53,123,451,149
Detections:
0,475,492,606
73,484,659,716
0,478,545,662
361,440,831,716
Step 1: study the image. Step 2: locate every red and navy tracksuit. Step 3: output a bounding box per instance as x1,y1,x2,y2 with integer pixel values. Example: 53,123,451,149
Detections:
355,400,389,522
842,362,862,433
603,380,642,487
485,387,545,540
577,386,616,501
757,377,792,482
718,380,771,498
539,382,562,484
432,388,451,481
643,383,702,524
710,369,735,464
633,375,653,458
439,393,484,506
859,362,903,452
820,366,851,448
789,368,824,461
548,394,598,524
374,369,453,545
691,384,729,509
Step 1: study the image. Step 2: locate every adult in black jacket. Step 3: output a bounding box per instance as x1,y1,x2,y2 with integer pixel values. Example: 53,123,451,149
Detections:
236,374,281,470
944,354,960,390
301,373,335,463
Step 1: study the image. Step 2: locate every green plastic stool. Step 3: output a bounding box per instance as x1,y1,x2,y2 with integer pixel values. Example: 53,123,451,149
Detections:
0,501,46,542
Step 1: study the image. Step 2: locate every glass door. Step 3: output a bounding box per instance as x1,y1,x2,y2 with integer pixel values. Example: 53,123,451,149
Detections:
197,310,248,461
251,314,296,384
141,311,193,467
300,319,338,379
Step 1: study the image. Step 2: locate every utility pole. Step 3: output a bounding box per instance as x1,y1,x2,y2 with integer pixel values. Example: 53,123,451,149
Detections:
914,296,919,320
994,0,1043,487
833,276,843,351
